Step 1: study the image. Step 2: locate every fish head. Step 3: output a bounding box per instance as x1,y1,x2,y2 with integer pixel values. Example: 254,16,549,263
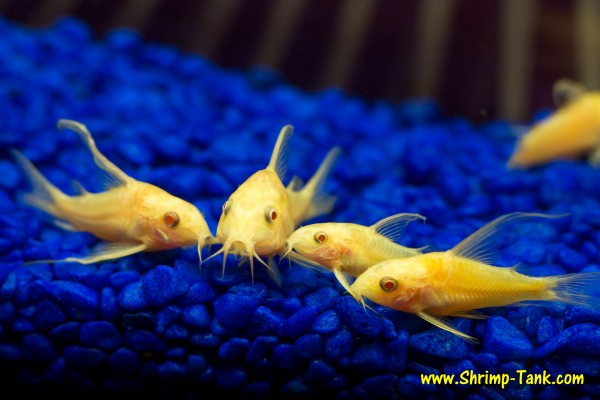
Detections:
143,187,214,253
349,258,422,312
286,223,348,269
216,170,293,264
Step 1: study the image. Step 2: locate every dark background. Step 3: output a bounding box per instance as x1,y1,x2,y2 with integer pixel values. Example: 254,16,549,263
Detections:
1,0,594,124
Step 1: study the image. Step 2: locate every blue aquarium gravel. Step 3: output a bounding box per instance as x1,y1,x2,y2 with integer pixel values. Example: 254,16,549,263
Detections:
1,16,600,399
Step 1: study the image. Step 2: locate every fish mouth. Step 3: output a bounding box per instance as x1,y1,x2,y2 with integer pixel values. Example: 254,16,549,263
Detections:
203,237,271,283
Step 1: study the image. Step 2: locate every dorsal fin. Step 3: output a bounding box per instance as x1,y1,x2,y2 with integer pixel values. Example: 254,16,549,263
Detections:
266,124,293,180
552,78,587,108
57,119,132,189
450,212,568,265
371,213,426,244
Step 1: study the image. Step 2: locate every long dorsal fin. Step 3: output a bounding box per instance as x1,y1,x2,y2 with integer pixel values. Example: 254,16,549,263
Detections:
371,213,426,244
450,212,568,265
266,124,293,181
57,119,132,189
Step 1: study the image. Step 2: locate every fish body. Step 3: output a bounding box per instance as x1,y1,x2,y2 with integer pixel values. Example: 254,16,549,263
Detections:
508,79,600,168
350,212,600,342
13,119,214,264
213,124,340,282
286,213,426,292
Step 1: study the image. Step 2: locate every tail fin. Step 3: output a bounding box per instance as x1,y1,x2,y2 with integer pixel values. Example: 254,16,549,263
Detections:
548,272,600,309
288,146,341,226
11,149,67,218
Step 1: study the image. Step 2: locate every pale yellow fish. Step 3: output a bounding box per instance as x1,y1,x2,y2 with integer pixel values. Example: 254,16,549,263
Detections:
210,124,340,283
508,79,600,168
285,213,427,293
349,212,600,343
12,119,214,264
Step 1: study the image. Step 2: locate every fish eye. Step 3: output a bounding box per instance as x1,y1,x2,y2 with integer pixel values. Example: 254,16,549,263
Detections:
265,207,277,223
222,200,232,215
163,211,179,228
379,276,398,292
314,231,328,244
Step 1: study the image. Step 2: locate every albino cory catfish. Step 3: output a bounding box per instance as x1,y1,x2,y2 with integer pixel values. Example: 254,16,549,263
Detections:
508,79,600,168
349,212,600,343
13,119,214,264
285,213,426,293
211,125,340,283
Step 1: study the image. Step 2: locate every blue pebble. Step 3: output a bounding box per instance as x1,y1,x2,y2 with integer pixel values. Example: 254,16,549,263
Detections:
100,287,119,321
304,286,340,311
117,280,148,312
0,301,15,324
271,343,300,370
293,334,323,359
245,335,278,364
63,345,107,369
360,375,400,398
21,333,56,362
109,270,140,290
32,280,98,320
121,311,155,330
558,248,588,272
158,360,186,379
1,272,17,300
155,305,181,334
80,321,122,351
216,367,247,389
409,326,469,360
49,321,81,346
218,337,250,361
567,325,600,356
564,306,600,325
280,305,320,337
304,359,336,383
279,296,302,315
142,265,189,307
348,341,386,372
126,330,167,353
181,281,215,305
45,356,67,384
164,324,189,340
109,347,142,373
537,316,564,343
248,305,283,336
386,331,409,374
335,296,382,338
187,354,206,373
482,316,533,360
324,326,353,361
398,373,436,397
535,323,596,358
0,343,20,361
32,299,65,330
566,355,600,376
470,352,498,374
181,304,210,328
311,309,340,334
189,332,220,347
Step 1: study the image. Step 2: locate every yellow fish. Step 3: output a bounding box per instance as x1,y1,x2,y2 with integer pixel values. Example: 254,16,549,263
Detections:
13,119,214,264
508,79,600,168
349,212,600,343
211,125,340,283
285,213,427,293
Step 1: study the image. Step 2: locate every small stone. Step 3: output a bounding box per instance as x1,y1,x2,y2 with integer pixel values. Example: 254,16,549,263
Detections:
218,337,250,361
324,327,353,361
335,296,382,338
142,265,189,307
21,333,56,362
280,305,320,337
63,345,107,369
100,287,119,321
33,299,65,331
247,306,283,336
80,321,122,352
311,310,340,334
181,304,210,328
32,280,98,320
293,334,323,359
482,316,533,360
245,335,278,364
117,281,148,312
108,347,142,373
126,330,167,353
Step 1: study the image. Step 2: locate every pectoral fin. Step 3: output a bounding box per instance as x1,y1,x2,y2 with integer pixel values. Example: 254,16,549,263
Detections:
24,242,147,265
417,311,478,343
267,124,294,180
332,266,354,295
57,119,133,189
